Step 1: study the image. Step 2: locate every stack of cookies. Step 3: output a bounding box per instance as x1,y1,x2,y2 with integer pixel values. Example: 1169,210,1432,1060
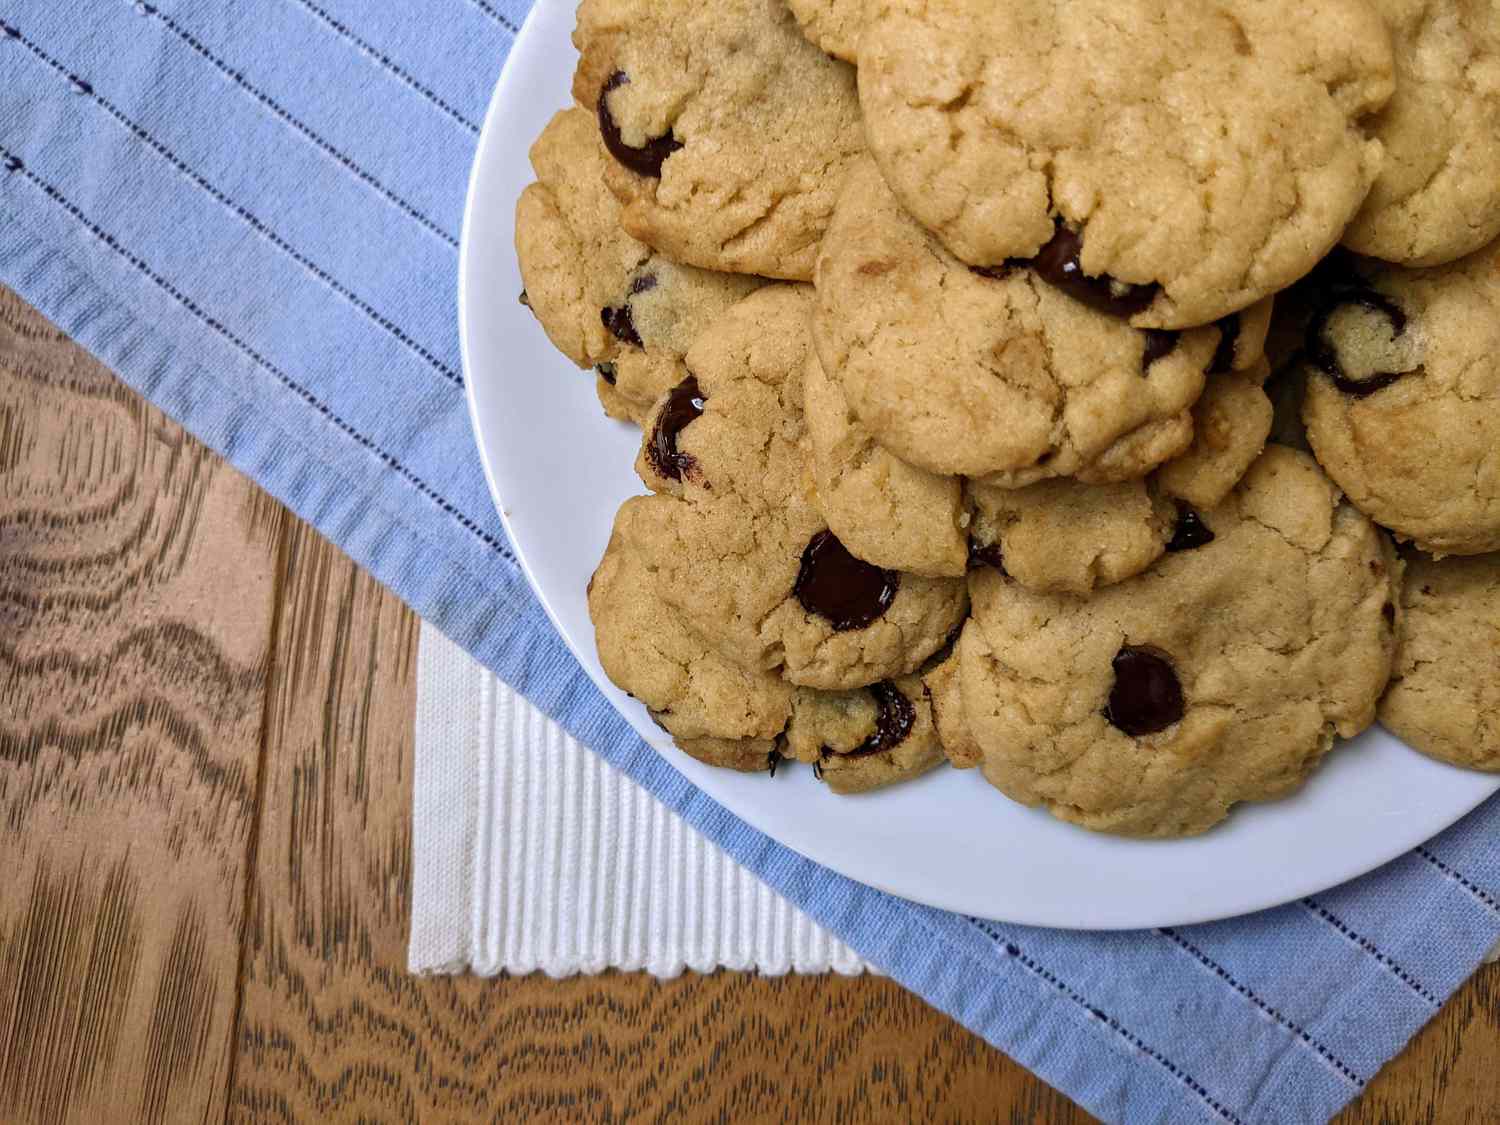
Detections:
516,0,1500,835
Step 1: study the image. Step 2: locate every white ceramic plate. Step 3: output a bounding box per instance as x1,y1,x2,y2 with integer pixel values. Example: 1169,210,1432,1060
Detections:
458,0,1500,929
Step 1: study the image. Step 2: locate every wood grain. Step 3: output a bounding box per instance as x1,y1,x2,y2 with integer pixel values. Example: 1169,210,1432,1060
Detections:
225,521,1089,1123
2,285,1497,1124
0,289,280,1124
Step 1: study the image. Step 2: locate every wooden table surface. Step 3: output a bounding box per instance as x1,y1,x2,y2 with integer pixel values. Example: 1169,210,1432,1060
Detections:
1,284,1496,1123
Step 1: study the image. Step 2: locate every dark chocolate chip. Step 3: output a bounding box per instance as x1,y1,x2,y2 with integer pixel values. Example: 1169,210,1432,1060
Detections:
597,70,683,178
647,374,705,481
596,362,618,386
1209,314,1241,374
1143,330,1181,371
843,682,917,759
794,530,899,631
1029,221,1160,318
1382,602,1396,627
601,302,642,347
1105,646,1185,737
1166,504,1215,553
1306,289,1414,399
601,274,658,347
967,539,1007,574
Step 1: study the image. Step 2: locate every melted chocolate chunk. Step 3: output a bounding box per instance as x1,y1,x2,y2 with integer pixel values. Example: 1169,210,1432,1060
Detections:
1105,646,1185,737
794,531,899,631
1382,602,1396,627
1209,314,1241,374
601,302,642,347
844,682,917,759
1306,289,1414,399
597,71,683,178
1166,504,1215,553
647,374,705,481
518,289,530,308
967,538,1007,574
601,274,659,347
596,362,618,386
1143,330,1181,371
1029,222,1161,318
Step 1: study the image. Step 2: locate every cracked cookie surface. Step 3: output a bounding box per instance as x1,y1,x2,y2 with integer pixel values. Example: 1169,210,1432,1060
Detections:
1155,364,1275,511
960,447,1401,837
803,350,968,577
1343,0,1500,266
814,159,1217,480
858,0,1395,328
516,108,764,422
1302,240,1500,556
632,285,968,690
572,0,865,281
787,0,863,62
1380,551,1500,771
590,498,790,771
967,477,1176,596
963,364,1274,596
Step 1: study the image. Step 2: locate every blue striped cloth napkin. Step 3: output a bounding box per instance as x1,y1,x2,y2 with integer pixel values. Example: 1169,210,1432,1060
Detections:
2,3,1496,1121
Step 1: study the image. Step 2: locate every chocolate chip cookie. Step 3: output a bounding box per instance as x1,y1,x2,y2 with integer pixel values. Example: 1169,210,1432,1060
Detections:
632,285,969,690
1302,240,1500,555
593,500,955,789
967,478,1177,596
1380,550,1500,771
573,0,865,281
960,447,1401,836
923,650,984,769
803,351,968,577
814,159,1218,481
1343,0,1500,266
1154,365,1275,510
516,108,763,422
783,676,946,793
590,498,790,771
858,0,1396,328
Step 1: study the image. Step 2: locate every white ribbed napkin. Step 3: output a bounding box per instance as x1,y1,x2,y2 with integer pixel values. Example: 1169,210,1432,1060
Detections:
409,624,1500,976
409,624,869,977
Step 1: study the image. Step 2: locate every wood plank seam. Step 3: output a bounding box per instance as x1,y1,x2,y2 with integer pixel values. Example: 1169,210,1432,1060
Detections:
222,500,294,1124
